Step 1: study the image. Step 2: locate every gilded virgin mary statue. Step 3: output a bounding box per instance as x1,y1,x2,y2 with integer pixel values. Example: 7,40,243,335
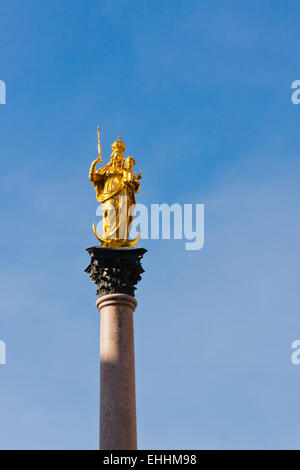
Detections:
89,128,142,247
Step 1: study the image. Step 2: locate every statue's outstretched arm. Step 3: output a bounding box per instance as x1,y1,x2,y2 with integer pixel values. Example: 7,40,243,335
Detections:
89,157,102,183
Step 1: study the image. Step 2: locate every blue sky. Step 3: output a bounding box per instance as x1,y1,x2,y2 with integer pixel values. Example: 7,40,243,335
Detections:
1,0,300,449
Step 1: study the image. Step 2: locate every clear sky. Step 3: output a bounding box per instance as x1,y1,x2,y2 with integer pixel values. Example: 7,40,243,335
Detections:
1,0,300,450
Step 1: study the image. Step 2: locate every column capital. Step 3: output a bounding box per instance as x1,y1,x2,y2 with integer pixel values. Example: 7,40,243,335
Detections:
85,246,147,298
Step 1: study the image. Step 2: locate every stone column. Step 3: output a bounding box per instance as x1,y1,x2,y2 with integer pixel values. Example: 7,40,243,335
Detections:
85,246,147,450
97,293,137,450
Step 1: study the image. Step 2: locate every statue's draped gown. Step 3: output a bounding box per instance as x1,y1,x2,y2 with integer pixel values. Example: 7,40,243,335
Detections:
93,165,140,240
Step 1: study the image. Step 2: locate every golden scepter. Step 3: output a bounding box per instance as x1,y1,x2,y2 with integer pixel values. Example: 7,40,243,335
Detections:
97,125,102,162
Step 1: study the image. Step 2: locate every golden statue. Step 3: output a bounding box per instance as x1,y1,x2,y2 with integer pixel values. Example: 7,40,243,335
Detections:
89,126,142,247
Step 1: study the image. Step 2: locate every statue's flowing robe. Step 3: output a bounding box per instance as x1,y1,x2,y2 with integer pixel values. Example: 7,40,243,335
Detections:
92,166,140,240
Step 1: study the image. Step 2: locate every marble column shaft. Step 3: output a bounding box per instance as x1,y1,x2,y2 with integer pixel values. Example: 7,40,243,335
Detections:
96,293,137,450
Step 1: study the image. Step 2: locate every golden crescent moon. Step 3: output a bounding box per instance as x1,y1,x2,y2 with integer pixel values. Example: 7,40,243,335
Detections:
92,223,141,247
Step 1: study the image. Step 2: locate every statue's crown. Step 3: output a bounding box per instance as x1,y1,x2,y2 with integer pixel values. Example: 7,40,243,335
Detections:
111,136,125,153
